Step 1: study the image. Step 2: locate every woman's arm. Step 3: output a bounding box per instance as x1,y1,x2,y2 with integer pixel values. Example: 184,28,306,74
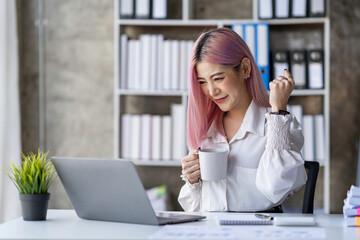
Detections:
255,113,307,204
178,149,202,211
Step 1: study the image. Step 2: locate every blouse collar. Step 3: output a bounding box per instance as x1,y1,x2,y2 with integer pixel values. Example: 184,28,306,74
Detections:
206,100,267,143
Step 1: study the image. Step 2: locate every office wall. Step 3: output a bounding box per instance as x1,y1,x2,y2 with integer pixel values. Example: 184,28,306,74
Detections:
17,0,360,213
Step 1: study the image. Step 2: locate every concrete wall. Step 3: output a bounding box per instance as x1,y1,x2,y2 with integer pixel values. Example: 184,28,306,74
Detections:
18,0,360,213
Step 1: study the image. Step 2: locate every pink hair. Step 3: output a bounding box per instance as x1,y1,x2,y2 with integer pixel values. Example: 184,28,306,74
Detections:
187,27,270,150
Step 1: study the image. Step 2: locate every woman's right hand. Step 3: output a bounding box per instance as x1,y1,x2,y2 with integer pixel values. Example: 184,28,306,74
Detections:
181,149,201,184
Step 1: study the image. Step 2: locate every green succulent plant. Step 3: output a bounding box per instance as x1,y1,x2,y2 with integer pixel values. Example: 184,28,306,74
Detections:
8,150,56,194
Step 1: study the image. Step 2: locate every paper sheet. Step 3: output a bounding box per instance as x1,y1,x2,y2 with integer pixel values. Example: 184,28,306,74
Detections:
149,225,326,239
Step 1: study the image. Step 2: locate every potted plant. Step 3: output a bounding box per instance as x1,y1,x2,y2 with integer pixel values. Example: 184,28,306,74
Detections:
8,149,56,221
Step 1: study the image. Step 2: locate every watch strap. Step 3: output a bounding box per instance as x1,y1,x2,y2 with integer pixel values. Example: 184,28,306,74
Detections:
270,110,290,116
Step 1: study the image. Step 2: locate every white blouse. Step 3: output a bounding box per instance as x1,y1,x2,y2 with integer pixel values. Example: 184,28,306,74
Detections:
178,100,307,212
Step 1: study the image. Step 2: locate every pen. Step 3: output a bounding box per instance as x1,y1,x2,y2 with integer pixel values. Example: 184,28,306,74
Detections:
255,213,273,221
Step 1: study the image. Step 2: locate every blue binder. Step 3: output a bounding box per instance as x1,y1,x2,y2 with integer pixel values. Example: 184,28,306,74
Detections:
232,23,270,90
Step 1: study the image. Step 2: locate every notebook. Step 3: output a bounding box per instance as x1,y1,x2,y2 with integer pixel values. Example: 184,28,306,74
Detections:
216,214,273,225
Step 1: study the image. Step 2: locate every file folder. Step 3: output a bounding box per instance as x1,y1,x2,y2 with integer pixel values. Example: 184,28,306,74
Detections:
233,23,270,90
120,0,135,19
309,0,326,17
307,50,324,89
256,23,270,90
291,0,307,18
275,0,290,18
290,50,307,89
135,0,151,19
152,0,167,19
258,0,273,19
271,50,289,80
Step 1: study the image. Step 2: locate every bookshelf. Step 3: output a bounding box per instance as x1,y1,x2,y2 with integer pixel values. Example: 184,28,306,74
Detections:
114,0,330,213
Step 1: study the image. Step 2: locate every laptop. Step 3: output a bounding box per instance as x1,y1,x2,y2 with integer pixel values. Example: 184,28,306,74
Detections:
51,157,206,225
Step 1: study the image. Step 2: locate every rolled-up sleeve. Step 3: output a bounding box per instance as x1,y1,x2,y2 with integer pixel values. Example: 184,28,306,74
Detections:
255,113,307,204
178,174,202,212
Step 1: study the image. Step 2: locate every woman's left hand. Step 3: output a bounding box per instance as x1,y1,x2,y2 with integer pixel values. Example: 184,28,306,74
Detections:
269,69,295,112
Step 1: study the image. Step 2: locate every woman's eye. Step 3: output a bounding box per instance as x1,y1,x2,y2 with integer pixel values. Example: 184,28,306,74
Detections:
199,81,206,85
214,78,224,81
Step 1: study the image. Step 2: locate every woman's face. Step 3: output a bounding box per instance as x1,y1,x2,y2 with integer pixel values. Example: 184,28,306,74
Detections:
196,61,249,112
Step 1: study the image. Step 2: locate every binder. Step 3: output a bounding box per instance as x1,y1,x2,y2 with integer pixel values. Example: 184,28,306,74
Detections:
258,0,273,19
271,50,289,80
149,35,158,90
290,50,307,89
152,0,167,19
119,0,135,19
256,23,270,90
303,115,315,161
314,115,325,161
140,35,151,90
171,40,180,90
151,115,162,160
244,24,256,59
235,23,270,90
309,0,326,17
291,0,307,18
135,0,151,19
140,114,152,160
120,34,128,89
307,50,324,89
121,114,131,158
163,40,172,90
130,115,141,159
274,0,290,18
162,115,172,160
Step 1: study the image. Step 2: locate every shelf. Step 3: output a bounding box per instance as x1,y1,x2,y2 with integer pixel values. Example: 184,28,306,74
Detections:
130,159,181,167
117,18,327,26
116,89,187,96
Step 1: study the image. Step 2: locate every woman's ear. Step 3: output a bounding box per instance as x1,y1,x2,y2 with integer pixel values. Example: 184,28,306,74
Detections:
241,57,251,77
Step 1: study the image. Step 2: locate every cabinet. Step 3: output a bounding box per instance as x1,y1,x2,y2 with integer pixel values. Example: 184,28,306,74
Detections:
114,0,330,213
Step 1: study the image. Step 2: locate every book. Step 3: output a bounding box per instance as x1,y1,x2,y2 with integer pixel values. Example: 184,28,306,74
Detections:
344,196,360,208
171,40,180,90
345,216,360,227
216,214,273,225
140,35,151,90
343,206,360,217
349,185,360,197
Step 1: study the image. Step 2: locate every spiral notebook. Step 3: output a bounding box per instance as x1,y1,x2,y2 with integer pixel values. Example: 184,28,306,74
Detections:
216,214,273,225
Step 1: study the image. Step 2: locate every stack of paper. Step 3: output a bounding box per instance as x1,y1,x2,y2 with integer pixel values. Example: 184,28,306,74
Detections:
343,185,360,227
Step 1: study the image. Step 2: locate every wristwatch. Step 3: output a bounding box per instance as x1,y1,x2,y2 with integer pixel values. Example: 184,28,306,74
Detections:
270,110,290,116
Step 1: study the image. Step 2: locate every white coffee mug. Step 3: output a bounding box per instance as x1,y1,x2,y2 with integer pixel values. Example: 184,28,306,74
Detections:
198,148,228,181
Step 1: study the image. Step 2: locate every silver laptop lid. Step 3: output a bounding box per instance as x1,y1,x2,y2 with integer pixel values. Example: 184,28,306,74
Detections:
51,157,159,225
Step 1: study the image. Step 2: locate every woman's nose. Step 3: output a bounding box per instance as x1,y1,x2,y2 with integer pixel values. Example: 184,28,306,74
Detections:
208,83,219,97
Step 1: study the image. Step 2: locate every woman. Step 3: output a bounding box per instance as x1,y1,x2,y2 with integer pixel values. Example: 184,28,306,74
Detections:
178,27,306,212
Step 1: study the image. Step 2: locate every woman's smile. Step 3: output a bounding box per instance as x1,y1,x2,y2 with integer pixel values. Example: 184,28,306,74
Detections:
214,96,228,104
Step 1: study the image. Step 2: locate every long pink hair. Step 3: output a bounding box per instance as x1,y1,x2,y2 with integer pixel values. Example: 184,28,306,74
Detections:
187,27,270,150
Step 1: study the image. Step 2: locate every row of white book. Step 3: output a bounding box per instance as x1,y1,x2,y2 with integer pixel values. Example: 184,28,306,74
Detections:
120,34,194,91
343,185,360,227
288,105,325,162
120,104,186,161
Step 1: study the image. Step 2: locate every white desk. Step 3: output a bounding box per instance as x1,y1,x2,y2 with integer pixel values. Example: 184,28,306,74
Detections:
0,210,358,240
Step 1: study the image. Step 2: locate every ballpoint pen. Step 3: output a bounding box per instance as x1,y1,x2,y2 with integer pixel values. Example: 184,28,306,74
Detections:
255,213,274,221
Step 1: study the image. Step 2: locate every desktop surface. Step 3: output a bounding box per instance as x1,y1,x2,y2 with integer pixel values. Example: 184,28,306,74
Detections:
0,210,358,240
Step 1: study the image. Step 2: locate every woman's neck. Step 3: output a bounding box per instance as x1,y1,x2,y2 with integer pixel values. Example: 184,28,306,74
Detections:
225,91,252,121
